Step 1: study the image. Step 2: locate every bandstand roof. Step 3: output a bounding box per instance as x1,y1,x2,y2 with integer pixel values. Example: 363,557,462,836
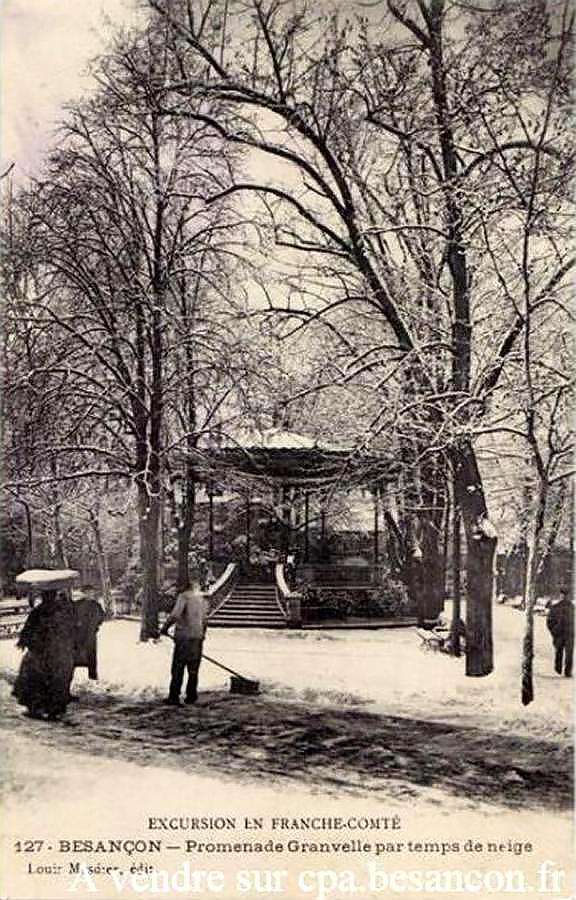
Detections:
190,427,399,489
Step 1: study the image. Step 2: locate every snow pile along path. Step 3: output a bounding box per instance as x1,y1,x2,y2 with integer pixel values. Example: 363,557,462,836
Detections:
0,603,572,742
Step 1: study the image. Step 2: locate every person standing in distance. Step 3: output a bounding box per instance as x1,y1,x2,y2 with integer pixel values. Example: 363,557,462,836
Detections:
546,589,574,678
160,571,209,705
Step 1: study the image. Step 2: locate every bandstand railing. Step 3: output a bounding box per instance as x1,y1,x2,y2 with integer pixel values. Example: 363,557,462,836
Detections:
298,564,374,586
275,564,302,627
206,563,239,616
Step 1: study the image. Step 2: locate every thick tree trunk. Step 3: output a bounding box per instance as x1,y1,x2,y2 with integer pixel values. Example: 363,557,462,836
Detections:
50,460,68,568
91,512,113,617
383,507,424,621
397,445,427,622
452,443,497,677
464,536,495,676
176,486,195,592
521,544,538,706
176,525,192,590
521,483,548,705
451,498,463,657
414,2,498,673
135,138,165,640
14,497,34,567
405,548,425,624
536,480,566,595
419,456,448,620
52,499,68,568
397,447,447,624
419,520,442,617
138,485,161,641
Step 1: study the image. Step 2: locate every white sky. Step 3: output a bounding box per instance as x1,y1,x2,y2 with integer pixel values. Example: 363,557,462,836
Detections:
1,0,565,182
0,0,370,181
1,0,142,179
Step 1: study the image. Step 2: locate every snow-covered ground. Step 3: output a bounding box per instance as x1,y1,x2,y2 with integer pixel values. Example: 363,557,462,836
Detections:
0,602,571,740
0,604,573,900
2,724,572,900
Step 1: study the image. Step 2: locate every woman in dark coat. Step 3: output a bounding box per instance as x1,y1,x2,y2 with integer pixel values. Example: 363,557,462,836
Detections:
14,589,77,719
74,594,105,680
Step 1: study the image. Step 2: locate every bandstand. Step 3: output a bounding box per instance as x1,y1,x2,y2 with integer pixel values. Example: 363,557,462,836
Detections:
182,429,421,629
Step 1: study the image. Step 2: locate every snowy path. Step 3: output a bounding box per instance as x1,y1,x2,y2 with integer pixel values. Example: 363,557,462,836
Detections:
0,605,573,900
1,723,572,900
2,602,570,737
0,673,571,812
0,603,572,812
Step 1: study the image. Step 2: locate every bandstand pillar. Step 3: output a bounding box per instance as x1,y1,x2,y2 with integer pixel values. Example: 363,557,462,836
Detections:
304,491,310,562
373,486,380,565
245,493,251,562
208,483,215,560
320,505,327,560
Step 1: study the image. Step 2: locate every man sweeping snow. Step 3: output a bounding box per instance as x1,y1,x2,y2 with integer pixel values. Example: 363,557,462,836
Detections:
160,573,209,706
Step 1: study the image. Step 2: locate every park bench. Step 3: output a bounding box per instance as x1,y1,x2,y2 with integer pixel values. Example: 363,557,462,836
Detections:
416,626,448,653
416,619,466,655
1,570,81,640
0,597,30,639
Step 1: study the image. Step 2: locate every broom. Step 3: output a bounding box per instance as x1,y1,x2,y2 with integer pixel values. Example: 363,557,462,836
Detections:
165,634,260,695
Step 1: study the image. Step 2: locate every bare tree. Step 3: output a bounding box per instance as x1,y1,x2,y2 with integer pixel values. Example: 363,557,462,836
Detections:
144,0,573,673
2,23,244,638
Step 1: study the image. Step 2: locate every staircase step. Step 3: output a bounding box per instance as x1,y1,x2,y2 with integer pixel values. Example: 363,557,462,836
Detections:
210,621,286,628
210,615,285,622
227,599,278,604
208,614,286,625
211,610,284,619
216,596,272,602
210,610,285,618
218,609,282,615
214,617,283,623
211,609,284,616
208,581,287,628
235,586,276,591
214,598,280,606
211,620,286,626
213,602,279,607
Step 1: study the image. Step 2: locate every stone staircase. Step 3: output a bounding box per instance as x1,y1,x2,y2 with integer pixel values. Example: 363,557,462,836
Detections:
208,582,287,628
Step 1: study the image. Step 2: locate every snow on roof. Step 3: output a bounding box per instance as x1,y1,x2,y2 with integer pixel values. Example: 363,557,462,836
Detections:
228,427,343,452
